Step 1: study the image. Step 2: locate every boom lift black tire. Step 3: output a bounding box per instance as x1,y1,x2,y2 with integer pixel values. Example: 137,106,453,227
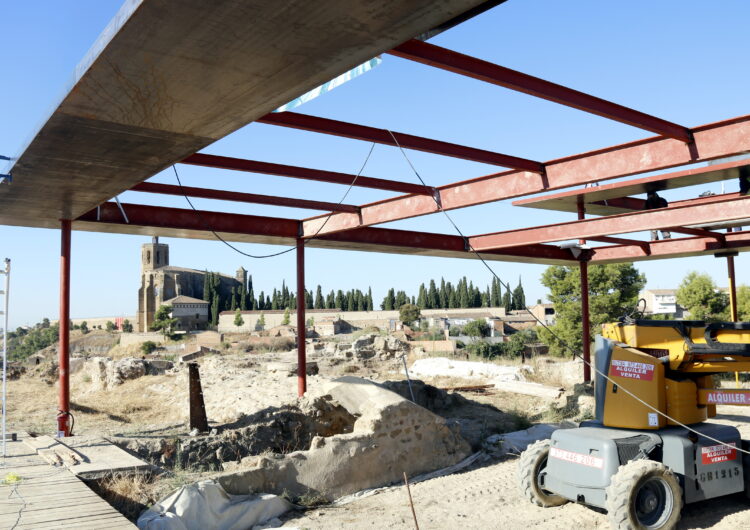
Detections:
517,439,568,507
605,460,682,530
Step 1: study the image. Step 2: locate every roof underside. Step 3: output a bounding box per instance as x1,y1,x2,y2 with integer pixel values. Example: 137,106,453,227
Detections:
3,0,750,267
2,0,486,228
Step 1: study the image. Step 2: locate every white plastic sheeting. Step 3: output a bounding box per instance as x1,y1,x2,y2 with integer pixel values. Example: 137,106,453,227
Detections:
483,423,576,456
137,480,291,530
409,357,525,381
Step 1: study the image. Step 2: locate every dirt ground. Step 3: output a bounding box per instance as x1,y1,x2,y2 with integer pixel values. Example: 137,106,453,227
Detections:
278,405,750,529
6,348,750,529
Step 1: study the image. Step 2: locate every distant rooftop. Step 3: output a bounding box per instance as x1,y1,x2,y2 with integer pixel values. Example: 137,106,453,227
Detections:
165,295,209,305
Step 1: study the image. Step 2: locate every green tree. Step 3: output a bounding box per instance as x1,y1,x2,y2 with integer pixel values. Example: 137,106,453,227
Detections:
382,288,396,310
512,277,526,310
463,319,490,340
257,312,266,331
490,277,501,307
399,303,421,326
211,293,220,326
538,263,646,356
676,271,729,321
416,284,427,309
105,321,116,332
122,319,133,333
428,279,439,309
314,285,325,309
502,287,512,313
140,341,157,355
737,285,750,321
233,308,244,328
439,278,448,308
80,321,89,334
151,305,178,337
282,307,291,326
504,332,528,358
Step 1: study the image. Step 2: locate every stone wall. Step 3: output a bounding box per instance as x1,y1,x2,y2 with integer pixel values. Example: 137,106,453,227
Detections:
410,340,455,354
218,307,506,333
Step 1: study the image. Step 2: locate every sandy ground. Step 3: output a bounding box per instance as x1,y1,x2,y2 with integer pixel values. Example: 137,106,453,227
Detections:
6,350,750,529
278,455,750,529
279,406,750,530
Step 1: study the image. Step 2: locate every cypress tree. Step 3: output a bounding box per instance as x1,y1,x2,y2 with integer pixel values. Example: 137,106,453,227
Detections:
416,284,427,309
503,287,512,313
428,279,439,309
346,290,355,311
439,278,447,308
395,290,408,308
211,293,219,326
513,277,526,310
230,287,237,311
305,289,313,310
326,290,335,309
248,276,255,310
271,288,279,310
257,290,265,310
490,277,499,307
382,288,396,310
315,285,324,309
459,277,470,308
336,290,344,310
367,287,374,311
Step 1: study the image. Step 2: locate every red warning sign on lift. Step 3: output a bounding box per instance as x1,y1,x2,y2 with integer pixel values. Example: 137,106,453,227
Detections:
610,359,655,381
701,443,737,465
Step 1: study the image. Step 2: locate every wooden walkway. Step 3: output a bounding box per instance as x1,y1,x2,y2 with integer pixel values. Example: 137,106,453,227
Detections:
0,438,135,529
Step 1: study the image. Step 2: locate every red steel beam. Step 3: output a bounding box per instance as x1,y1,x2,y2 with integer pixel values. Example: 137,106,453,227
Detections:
665,226,725,240
590,230,750,263
182,153,433,196
301,114,750,237
80,202,300,238
73,204,750,264
58,220,72,437
258,112,544,173
589,235,650,248
77,203,576,262
132,182,360,214
389,40,692,143
470,195,750,251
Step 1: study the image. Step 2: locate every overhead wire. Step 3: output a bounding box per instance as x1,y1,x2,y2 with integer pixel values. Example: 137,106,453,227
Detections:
172,142,377,259
385,129,750,456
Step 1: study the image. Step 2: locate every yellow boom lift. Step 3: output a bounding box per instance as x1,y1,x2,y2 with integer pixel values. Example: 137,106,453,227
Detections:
518,319,750,529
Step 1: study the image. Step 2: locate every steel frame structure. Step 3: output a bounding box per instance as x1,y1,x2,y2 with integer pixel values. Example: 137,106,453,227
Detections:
9,7,749,432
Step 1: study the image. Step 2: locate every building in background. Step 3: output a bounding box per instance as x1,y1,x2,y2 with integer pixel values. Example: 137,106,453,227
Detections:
165,295,210,331
640,289,685,318
137,237,246,332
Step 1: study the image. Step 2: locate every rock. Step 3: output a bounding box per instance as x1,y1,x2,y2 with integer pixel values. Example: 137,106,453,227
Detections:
83,357,154,390
218,377,471,502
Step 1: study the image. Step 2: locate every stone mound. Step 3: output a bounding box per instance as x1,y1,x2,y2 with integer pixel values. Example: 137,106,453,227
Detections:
217,377,471,502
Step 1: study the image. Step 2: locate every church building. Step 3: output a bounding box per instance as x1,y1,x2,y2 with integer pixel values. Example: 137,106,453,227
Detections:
136,237,246,332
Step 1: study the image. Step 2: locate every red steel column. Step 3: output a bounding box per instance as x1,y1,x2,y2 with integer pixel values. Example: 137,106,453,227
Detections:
296,238,307,396
727,254,738,322
578,202,592,383
58,220,72,436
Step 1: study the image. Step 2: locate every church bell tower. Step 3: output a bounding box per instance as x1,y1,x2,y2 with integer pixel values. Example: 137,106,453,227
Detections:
142,236,169,272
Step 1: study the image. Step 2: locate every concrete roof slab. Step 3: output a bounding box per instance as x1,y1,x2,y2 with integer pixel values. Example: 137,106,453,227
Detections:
3,0,486,227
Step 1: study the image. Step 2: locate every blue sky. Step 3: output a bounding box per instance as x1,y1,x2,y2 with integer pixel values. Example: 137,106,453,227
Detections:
1,1,749,328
